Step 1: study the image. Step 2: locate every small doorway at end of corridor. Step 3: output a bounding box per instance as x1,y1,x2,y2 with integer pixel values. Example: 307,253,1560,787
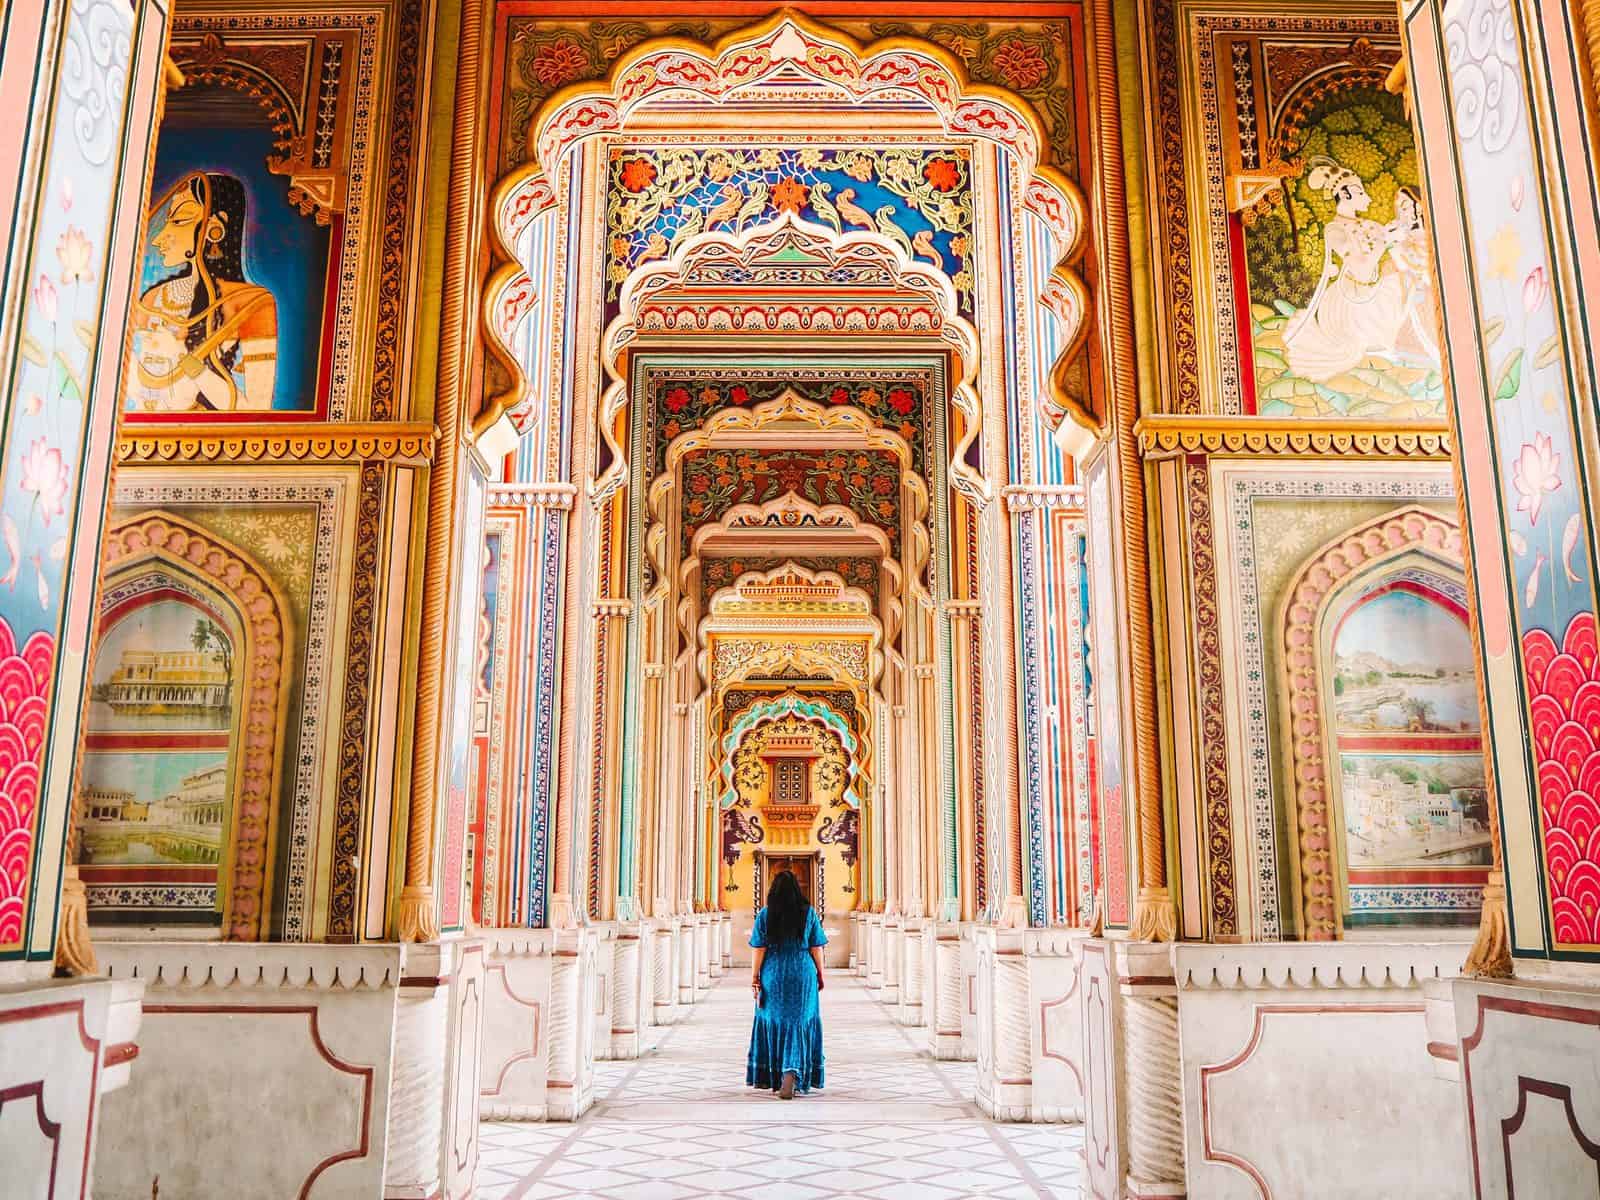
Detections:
758,851,821,911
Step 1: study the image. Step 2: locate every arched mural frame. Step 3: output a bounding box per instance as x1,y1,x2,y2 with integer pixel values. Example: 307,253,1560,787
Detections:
96,512,293,940
1278,505,1466,940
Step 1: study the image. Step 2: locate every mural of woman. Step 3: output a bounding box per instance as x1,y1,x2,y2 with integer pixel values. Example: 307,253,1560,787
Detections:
1283,157,1412,382
129,171,278,412
1387,186,1441,366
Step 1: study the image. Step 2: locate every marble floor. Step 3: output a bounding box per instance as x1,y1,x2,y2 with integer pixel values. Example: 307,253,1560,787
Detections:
478,969,1087,1199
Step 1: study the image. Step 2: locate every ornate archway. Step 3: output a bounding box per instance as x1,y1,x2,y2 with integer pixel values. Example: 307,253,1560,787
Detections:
480,14,1091,444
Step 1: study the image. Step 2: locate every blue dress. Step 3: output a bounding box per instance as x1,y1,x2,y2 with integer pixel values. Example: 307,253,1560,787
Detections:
747,906,827,1093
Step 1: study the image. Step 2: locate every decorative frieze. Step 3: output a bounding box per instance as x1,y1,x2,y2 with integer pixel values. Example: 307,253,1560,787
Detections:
488,481,578,509
117,422,436,464
1136,416,1452,460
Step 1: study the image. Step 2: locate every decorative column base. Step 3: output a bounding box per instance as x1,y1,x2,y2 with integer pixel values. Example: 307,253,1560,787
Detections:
849,912,863,973
694,913,713,994
590,923,618,1062
480,930,554,1118
865,914,886,992
896,917,928,1027
1451,973,1600,1198
718,911,732,971
610,923,647,1059
880,915,903,1006
676,915,696,1006
708,912,726,978
1167,943,1474,1198
959,923,980,1061
972,924,1031,1121
1079,939,1184,1200
1025,928,1091,1122
651,921,680,1026
547,927,598,1121
927,923,966,1060
0,971,143,1199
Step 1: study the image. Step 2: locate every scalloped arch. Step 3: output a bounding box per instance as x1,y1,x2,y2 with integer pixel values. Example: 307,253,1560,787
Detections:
719,693,862,811
480,13,1091,445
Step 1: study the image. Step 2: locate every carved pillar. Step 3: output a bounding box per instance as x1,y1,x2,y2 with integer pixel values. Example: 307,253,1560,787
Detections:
547,927,597,1120
865,914,886,992
897,917,927,1027
610,924,644,1058
652,920,678,1025
973,925,1030,1120
945,602,984,922
928,923,964,1059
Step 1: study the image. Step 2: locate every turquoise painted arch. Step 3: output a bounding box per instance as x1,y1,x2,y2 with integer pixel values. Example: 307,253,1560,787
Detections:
719,694,863,811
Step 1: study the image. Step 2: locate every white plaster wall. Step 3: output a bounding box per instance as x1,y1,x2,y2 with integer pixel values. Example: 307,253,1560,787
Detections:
1077,937,1124,1200
0,975,142,1200
1174,943,1469,1200
590,924,616,1060
1026,928,1089,1122
96,944,401,1200
479,930,553,1119
1454,974,1600,1200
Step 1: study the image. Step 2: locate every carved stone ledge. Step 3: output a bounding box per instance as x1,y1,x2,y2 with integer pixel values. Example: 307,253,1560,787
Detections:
1173,942,1467,991
488,481,578,510
480,929,554,958
1135,415,1453,460
98,942,404,990
117,422,436,465
1002,484,1086,513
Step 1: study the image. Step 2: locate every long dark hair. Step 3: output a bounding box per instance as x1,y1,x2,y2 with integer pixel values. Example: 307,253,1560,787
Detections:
765,869,809,945
166,172,251,362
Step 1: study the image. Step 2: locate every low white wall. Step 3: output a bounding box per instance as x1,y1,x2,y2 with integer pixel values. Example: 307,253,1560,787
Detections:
1026,928,1090,1122
1453,973,1600,1200
97,944,405,1199
0,974,143,1200
479,930,553,1118
1174,942,1469,1200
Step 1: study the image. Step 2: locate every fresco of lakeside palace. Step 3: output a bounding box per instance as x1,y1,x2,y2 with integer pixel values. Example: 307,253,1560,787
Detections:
1331,583,1488,927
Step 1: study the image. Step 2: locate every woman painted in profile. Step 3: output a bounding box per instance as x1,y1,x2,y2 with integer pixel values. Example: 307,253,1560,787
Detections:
129,170,278,412
747,869,827,1100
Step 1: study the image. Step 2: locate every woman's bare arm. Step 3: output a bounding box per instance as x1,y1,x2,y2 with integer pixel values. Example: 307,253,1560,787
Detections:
810,945,825,990
750,946,766,1000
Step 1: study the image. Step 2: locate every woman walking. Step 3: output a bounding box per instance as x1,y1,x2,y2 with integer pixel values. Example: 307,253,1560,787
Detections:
747,870,828,1099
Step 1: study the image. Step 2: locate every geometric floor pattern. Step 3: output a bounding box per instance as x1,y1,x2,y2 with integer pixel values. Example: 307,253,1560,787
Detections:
478,969,1087,1198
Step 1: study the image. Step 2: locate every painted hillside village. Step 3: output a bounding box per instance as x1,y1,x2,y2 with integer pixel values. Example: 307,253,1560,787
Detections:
1333,638,1491,870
